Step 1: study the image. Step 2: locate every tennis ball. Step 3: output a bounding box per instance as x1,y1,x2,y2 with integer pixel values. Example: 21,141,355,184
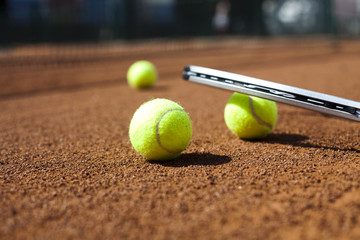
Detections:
127,60,157,89
129,98,192,161
224,93,277,139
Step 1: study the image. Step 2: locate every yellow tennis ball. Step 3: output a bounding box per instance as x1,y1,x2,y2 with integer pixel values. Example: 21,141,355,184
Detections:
127,60,157,89
224,93,277,139
129,98,192,161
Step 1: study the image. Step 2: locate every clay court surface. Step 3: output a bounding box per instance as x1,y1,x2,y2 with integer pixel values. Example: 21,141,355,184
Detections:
1,37,359,239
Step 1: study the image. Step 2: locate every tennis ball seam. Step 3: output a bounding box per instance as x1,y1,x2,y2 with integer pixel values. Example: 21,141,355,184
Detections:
156,108,185,154
249,96,273,129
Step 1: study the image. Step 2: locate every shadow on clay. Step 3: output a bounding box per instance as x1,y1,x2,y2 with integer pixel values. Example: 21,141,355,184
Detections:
138,85,169,92
259,133,360,153
259,133,309,144
150,153,231,167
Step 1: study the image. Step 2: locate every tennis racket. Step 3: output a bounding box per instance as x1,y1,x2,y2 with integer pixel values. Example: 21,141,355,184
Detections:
183,65,360,122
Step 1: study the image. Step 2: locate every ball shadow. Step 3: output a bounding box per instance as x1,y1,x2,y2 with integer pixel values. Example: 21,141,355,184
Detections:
257,133,360,153
257,133,309,145
143,85,170,91
150,153,231,167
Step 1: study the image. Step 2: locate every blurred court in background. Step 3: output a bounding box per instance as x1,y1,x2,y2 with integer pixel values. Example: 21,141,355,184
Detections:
0,0,359,45
1,0,360,98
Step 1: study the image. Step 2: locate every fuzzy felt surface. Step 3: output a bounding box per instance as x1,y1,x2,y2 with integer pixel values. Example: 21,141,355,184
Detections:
129,98,192,160
224,93,277,139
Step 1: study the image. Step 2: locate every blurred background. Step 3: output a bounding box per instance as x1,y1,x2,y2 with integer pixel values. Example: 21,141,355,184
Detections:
1,0,360,98
0,0,359,46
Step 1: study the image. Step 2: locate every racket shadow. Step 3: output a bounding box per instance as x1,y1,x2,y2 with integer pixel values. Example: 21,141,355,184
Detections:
150,153,231,167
